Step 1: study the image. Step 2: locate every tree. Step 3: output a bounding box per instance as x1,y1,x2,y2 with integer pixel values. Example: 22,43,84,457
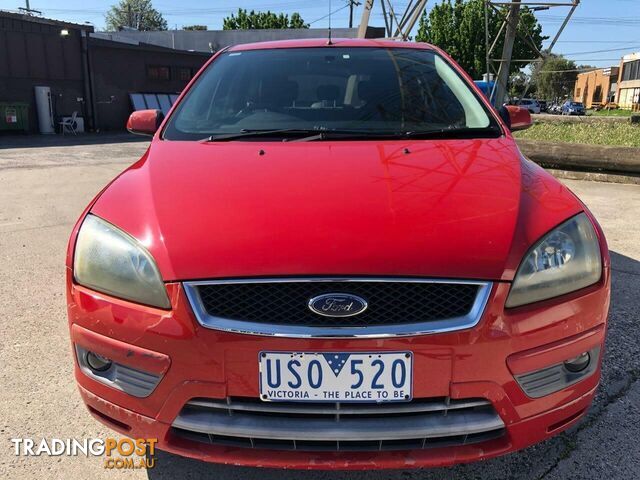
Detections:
222,8,309,30
531,55,578,101
416,0,545,80
105,0,167,31
509,71,536,99
183,25,207,31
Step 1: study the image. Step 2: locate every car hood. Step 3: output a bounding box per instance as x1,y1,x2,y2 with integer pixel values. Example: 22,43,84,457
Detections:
90,138,583,282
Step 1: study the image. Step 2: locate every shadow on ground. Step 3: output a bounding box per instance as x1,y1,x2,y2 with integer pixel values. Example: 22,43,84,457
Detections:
146,251,639,480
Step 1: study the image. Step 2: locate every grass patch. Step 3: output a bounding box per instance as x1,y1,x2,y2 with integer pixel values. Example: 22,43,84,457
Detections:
514,121,640,147
587,109,633,117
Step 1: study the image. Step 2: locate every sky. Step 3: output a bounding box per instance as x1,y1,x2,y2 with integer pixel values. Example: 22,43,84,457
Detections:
2,0,639,68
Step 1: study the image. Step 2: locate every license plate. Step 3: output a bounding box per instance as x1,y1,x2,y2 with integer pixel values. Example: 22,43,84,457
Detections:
259,351,413,403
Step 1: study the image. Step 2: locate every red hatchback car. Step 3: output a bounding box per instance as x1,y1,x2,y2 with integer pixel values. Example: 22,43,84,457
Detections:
67,39,610,470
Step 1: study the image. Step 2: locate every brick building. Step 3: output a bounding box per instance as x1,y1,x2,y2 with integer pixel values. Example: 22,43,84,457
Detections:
573,67,618,109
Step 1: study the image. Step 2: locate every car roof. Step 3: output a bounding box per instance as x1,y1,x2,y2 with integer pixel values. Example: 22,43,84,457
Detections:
228,38,436,52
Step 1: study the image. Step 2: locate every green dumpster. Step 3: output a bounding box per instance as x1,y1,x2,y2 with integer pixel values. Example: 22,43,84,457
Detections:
0,102,29,132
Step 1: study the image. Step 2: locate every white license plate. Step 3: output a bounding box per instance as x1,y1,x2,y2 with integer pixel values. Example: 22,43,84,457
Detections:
259,351,413,403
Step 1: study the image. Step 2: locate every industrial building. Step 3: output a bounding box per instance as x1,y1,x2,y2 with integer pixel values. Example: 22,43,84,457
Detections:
573,66,619,109
93,26,385,53
0,12,94,133
0,11,209,133
0,10,383,134
617,52,640,110
571,51,640,111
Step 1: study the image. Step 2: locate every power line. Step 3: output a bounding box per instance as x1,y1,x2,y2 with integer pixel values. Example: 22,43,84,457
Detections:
535,68,610,73
537,14,640,26
563,45,640,56
308,3,351,25
545,40,640,44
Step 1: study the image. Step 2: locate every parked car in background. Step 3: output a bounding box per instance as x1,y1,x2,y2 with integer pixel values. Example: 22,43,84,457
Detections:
518,98,541,114
537,100,548,113
547,103,562,115
562,101,586,116
67,38,609,470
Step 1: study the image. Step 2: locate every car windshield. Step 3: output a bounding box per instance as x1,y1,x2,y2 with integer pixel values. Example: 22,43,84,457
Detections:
163,47,498,141
571,102,584,107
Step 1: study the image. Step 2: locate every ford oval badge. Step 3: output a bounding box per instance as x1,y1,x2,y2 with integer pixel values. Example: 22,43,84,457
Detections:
308,293,368,317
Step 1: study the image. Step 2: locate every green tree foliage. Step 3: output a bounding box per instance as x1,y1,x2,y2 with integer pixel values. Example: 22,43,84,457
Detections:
222,9,309,30
509,71,536,98
531,55,578,101
105,0,167,31
183,25,207,31
416,0,545,79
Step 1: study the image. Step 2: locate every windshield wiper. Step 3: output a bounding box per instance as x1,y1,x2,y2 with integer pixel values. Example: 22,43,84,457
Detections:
202,126,502,142
203,128,322,142
402,126,502,139
290,127,503,142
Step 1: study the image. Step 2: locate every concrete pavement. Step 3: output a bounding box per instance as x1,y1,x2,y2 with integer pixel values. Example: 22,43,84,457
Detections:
0,137,638,479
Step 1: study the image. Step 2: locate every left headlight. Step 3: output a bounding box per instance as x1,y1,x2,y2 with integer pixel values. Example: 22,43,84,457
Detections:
506,213,602,308
73,214,171,309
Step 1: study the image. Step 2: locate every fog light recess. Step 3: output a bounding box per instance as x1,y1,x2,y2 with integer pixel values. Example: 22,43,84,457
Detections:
514,347,600,398
75,345,162,397
85,351,112,372
564,352,590,373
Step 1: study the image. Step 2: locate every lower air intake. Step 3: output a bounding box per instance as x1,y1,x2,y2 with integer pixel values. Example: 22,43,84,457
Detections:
171,397,505,452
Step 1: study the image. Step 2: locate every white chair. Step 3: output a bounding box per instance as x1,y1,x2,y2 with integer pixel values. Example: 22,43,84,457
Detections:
59,111,78,135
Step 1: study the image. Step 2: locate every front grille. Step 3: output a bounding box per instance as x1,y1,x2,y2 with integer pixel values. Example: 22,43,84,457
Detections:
194,280,479,327
171,397,505,452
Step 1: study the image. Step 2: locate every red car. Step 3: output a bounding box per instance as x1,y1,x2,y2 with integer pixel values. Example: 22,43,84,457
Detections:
67,39,610,470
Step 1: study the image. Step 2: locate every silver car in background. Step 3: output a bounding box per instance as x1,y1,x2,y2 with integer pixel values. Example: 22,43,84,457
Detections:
518,99,541,114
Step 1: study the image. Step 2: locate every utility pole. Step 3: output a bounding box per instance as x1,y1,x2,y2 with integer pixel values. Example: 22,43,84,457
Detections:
493,0,521,107
348,0,361,29
18,0,42,15
485,1,579,108
357,0,428,39
357,0,374,38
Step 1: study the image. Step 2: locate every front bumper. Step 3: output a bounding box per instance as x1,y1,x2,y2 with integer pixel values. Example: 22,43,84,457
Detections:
67,269,610,469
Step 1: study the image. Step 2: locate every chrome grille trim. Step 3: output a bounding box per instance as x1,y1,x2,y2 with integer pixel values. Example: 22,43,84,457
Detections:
183,277,493,338
171,428,506,452
171,397,505,447
185,397,491,415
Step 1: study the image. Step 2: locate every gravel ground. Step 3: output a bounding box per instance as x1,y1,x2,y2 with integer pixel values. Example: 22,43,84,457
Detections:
0,135,638,479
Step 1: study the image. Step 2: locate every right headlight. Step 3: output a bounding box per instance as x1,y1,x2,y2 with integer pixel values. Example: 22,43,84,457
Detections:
506,213,602,308
73,214,170,309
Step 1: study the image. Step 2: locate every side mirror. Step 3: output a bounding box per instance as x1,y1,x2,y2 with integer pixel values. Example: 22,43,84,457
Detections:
126,109,164,136
502,105,533,132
